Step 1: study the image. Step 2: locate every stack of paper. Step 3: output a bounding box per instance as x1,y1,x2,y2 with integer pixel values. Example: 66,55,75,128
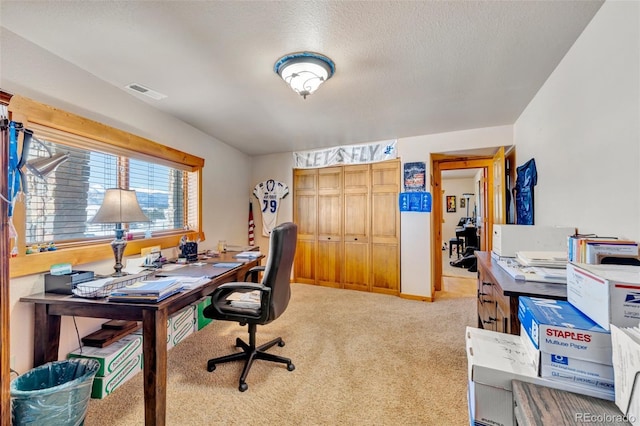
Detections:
516,251,567,268
227,290,261,309
109,278,183,303
234,251,262,259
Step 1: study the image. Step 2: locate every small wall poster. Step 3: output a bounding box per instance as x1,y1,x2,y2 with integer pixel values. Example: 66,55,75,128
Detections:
399,192,431,212
403,162,426,192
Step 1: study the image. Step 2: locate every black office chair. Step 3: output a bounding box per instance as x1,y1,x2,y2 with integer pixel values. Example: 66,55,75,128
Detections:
203,222,297,392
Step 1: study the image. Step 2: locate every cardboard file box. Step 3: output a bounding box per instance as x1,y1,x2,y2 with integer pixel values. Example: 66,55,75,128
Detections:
91,353,143,399
68,332,143,399
492,225,575,258
566,263,640,331
611,324,640,426
132,304,197,349
518,296,612,365
466,327,613,426
68,333,143,376
169,305,197,349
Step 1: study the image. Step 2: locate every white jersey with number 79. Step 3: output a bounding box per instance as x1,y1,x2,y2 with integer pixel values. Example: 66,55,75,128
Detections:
253,179,289,236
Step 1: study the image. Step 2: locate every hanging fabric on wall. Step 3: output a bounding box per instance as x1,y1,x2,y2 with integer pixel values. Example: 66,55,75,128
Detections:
513,158,538,225
253,179,289,236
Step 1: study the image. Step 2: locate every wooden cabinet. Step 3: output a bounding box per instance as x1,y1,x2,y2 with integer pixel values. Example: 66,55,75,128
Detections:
475,251,567,335
293,160,400,294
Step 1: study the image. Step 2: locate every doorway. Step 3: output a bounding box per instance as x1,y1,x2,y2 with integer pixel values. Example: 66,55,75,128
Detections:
430,153,496,296
441,169,481,280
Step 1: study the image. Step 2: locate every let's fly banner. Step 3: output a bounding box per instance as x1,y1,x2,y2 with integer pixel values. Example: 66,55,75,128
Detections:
293,140,397,169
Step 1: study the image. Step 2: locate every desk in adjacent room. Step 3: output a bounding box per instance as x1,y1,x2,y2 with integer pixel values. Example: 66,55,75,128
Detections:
20,252,263,426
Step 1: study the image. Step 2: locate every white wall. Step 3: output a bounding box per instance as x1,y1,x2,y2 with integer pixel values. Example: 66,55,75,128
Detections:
397,126,514,297
514,1,640,241
2,29,253,373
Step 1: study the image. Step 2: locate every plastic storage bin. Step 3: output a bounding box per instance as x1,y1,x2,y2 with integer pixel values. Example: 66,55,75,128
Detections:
10,358,100,426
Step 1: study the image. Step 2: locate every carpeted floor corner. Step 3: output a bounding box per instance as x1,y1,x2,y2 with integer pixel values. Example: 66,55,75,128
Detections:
85,283,475,425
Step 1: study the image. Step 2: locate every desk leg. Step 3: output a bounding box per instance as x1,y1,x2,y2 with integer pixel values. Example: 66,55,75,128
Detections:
142,309,168,426
33,304,61,366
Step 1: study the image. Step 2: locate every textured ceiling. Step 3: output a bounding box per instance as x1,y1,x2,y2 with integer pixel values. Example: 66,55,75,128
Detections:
0,1,603,156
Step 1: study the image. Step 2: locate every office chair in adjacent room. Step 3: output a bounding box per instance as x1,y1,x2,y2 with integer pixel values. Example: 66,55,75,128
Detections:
203,222,297,392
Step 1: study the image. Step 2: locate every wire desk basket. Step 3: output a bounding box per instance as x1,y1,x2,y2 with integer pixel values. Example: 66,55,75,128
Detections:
72,272,154,299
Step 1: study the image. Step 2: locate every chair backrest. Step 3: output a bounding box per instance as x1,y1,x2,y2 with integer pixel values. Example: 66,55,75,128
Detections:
261,222,297,322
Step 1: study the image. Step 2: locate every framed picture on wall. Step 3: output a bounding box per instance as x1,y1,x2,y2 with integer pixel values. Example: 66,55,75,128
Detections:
446,195,456,213
460,198,466,209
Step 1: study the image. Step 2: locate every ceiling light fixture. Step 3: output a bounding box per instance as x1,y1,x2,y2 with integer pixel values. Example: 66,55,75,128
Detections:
274,52,335,99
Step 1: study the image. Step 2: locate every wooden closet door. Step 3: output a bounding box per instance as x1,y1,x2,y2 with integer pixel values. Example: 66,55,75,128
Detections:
343,165,370,291
293,169,317,284
370,161,400,295
317,167,342,287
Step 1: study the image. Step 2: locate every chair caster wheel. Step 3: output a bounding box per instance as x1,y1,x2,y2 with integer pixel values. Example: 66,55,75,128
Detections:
207,362,216,372
287,363,295,371
278,340,285,347
235,338,243,347
239,382,248,392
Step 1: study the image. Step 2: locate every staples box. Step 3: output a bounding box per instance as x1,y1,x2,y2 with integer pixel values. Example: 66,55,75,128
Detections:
520,325,614,387
492,225,575,258
67,332,143,376
567,263,640,331
466,327,613,426
518,296,612,365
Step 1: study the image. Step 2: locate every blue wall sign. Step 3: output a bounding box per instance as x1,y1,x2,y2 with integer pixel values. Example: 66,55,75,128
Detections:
399,192,431,212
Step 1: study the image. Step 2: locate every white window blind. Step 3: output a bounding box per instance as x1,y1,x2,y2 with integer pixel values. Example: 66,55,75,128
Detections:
25,136,199,246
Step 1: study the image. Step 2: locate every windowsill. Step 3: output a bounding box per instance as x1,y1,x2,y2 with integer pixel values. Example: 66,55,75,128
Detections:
9,232,200,278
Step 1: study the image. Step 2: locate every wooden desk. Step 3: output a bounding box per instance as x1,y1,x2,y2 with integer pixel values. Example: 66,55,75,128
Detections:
512,380,631,426
475,251,567,334
20,253,262,426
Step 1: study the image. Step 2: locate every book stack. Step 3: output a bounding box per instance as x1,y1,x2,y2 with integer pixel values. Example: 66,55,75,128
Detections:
109,278,183,303
567,235,639,264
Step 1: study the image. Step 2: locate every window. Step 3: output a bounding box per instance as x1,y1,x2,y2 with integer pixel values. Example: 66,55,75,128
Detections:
25,138,198,246
7,94,205,278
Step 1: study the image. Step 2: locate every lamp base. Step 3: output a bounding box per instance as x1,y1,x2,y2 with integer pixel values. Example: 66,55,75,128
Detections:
110,238,128,277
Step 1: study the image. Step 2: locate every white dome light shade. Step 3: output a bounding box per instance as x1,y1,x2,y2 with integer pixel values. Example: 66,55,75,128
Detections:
274,52,335,99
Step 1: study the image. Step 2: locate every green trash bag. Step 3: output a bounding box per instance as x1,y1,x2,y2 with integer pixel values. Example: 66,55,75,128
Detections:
10,358,100,426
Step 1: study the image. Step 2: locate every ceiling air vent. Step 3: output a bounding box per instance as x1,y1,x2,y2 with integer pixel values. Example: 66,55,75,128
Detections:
125,83,167,100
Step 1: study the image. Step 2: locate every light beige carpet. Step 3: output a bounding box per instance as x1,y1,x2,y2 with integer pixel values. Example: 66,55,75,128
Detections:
85,283,475,425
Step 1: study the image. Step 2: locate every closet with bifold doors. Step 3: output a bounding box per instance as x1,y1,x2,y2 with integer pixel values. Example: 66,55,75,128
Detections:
293,159,400,295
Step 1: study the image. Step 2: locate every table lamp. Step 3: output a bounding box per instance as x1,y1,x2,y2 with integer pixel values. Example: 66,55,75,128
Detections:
90,188,150,276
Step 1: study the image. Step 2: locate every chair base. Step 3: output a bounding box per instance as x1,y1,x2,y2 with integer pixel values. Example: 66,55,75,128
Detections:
206,324,295,392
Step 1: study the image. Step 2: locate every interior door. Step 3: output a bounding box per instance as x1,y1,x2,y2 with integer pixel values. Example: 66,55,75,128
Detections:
317,167,342,288
293,169,317,284
370,161,400,295
343,164,370,291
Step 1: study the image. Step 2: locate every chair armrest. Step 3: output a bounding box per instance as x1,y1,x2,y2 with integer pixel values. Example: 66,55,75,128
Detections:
244,266,265,282
207,282,272,321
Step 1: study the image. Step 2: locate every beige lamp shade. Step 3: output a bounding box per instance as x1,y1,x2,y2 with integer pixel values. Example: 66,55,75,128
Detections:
91,188,150,224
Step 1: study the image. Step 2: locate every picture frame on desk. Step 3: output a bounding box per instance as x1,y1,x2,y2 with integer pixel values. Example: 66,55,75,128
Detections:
446,195,456,213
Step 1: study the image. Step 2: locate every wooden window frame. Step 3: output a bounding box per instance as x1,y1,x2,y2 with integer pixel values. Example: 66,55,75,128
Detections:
8,95,205,278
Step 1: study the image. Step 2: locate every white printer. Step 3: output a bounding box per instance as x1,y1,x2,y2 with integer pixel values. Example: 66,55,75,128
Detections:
492,224,576,257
